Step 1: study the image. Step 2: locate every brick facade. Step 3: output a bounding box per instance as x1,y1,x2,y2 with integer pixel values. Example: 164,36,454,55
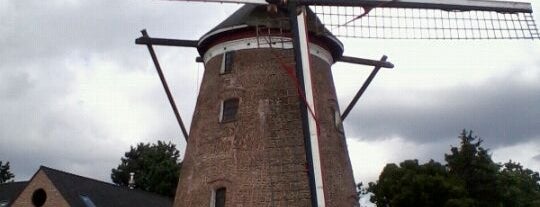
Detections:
11,170,70,207
174,44,357,206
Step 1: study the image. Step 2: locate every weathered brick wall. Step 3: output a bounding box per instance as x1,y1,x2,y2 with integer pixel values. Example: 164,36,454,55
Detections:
174,45,356,206
310,57,359,206
11,170,70,207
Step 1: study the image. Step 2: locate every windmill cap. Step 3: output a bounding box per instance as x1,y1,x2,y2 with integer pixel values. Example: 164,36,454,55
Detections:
197,5,344,60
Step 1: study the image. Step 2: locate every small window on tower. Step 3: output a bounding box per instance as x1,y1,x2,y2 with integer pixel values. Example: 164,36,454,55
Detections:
213,187,226,207
220,98,239,123
220,51,235,74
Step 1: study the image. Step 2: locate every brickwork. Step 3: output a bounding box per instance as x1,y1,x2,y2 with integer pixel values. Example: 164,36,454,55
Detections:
310,57,359,206
11,170,70,207
174,43,357,206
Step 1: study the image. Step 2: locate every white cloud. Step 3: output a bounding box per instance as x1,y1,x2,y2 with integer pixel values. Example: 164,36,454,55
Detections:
347,137,454,183
492,138,540,173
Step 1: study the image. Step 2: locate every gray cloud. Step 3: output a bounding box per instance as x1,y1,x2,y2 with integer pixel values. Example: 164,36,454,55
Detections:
1,0,539,185
0,71,33,99
533,154,540,162
0,0,239,181
344,65,540,148
0,1,239,69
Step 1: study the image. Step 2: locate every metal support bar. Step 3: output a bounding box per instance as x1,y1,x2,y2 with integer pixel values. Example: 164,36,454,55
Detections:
338,56,394,69
140,29,190,141
341,55,388,121
288,2,321,206
298,0,533,13
136,37,198,48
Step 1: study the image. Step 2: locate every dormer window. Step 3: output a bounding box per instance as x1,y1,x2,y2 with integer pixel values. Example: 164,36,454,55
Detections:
220,98,239,123
220,51,235,74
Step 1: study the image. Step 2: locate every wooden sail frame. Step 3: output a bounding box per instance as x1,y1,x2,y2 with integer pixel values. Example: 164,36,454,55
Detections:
302,0,533,13
167,0,534,13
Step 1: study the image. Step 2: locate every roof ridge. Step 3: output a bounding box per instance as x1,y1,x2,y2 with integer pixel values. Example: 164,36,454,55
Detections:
40,166,122,189
39,166,172,199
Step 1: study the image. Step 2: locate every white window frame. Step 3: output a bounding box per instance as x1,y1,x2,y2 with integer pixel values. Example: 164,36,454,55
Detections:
218,100,224,122
210,189,216,207
220,51,234,74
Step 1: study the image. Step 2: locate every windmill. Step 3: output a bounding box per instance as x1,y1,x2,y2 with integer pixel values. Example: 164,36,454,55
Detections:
135,0,539,206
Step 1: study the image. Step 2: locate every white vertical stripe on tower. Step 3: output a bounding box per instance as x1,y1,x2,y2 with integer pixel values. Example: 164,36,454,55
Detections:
297,6,326,207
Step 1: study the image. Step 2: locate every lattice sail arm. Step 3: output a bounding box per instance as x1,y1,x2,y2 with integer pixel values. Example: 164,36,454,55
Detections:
309,1,540,40
302,0,533,12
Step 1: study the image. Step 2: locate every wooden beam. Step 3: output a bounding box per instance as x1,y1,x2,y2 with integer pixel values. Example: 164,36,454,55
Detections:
288,3,323,206
135,37,198,48
341,56,388,121
139,30,190,141
338,56,394,68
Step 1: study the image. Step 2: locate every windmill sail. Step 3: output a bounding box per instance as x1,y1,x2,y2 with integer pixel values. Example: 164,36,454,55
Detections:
308,0,540,39
167,0,539,39
303,0,534,12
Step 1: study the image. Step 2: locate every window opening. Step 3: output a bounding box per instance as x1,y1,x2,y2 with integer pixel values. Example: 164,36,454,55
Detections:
214,187,226,207
220,98,239,123
31,188,47,207
220,51,235,74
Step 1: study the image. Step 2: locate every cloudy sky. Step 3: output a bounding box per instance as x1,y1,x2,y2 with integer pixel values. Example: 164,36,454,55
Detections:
1,0,539,187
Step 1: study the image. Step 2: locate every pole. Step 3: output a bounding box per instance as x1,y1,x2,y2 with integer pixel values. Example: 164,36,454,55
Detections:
140,29,190,141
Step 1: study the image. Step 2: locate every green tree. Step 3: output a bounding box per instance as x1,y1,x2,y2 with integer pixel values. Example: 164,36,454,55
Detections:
445,130,501,207
368,160,468,207
111,141,182,197
498,160,540,207
0,161,15,184
367,130,540,207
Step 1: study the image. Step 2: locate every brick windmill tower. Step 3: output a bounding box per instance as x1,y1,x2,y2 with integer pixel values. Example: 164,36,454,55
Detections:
174,5,360,207
136,1,539,206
